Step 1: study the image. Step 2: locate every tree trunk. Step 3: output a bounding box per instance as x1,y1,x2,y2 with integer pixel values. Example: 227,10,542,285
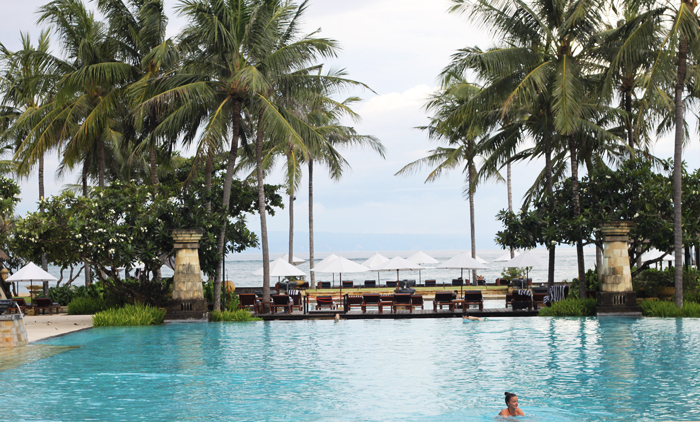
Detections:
288,191,294,264
256,108,271,312
214,100,242,311
39,153,49,294
544,128,555,289
308,159,316,289
82,160,91,286
97,137,105,188
205,149,213,213
507,162,514,259
625,86,634,149
469,163,477,284
150,143,158,186
568,136,587,298
673,35,688,308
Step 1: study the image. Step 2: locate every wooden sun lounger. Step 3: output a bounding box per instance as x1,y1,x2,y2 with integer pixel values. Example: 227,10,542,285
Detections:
315,295,335,310
433,292,454,311
342,280,354,289
361,294,380,313
363,280,377,288
238,293,260,313
347,295,363,312
424,280,436,287
318,281,331,289
9,298,34,314
464,291,484,311
34,297,61,315
270,294,293,314
386,281,398,288
533,293,547,310
512,291,533,311
393,293,412,313
410,295,424,312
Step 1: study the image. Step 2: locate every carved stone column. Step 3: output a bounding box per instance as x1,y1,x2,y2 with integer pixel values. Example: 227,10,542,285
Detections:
596,221,641,316
166,229,209,321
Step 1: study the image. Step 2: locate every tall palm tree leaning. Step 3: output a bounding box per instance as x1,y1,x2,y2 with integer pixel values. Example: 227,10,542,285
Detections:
397,77,493,282
0,30,61,290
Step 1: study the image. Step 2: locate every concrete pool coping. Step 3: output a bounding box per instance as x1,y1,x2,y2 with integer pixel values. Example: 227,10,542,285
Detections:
21,314,93,343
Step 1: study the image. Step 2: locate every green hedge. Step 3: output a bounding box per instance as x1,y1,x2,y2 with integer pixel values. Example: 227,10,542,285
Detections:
640,300,700,317
92,303,165,326
67,296,108,315
538,298,597,316
212,309,261,322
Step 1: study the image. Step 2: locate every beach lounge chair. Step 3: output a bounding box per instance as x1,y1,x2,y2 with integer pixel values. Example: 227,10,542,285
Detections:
452,278,464,286
270,294,293,314
386,281,398,288
505,293,513,308
533,293,547,310
424,280,436,287
34,297,61,315
464,291,484,311
318,281,331,289
9,298,34,314
361,294,381,313
512,291,533,311
410,295,424,311
433,292,454,311
238,293,260,313
393,293,412,313
288,290,303,312
315,295,335,310
363,280,377,288
379,295,394,314
347,295,363,312
342,280,354,289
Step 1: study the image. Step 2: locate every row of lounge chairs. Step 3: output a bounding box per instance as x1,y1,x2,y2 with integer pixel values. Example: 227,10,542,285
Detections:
317,279,507,288
6,297,61,315
318,293,424,313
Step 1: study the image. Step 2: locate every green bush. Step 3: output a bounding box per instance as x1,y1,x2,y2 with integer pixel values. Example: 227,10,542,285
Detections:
569,269,599,299
49,284,99,306
538,298,597,316
640,300,700,317
67,296,108,315
685,292,700,304
92,303,166,326
633,267,700,297
212,309,261,322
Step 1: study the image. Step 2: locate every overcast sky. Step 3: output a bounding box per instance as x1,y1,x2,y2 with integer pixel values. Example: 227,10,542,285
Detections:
2,0,698,254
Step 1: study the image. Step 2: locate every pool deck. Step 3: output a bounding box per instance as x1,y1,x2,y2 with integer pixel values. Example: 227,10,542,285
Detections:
21,314,93,343
257,307,539,321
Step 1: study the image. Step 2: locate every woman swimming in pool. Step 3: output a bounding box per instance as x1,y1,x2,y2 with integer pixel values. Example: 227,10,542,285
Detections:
499,392,525,417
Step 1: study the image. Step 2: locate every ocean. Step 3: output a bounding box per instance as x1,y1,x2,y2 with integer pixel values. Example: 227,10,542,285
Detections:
37,247,598,290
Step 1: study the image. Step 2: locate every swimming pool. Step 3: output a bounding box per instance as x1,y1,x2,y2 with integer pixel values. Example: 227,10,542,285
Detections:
1,317,698,421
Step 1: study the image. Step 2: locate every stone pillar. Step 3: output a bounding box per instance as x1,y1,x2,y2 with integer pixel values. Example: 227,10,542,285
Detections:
0,314,28,347
166,229,209,322
597,221,641,316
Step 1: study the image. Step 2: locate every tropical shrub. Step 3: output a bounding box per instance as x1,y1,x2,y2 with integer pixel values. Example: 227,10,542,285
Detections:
640,300,700,317
67,296,108,315
633,267,700,297
92,303,166,326
212,309,261,322
538,298,597,316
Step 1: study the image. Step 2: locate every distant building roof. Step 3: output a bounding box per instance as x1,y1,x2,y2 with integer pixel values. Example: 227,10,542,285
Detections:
0,250,9,260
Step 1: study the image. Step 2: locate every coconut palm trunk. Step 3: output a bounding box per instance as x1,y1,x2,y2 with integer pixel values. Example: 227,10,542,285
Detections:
150,143,158,186
568,135,587,298
469,164,477,283
256,109,271,312
507,162,514,259
288,190,294,264
308,159,316,288
205,150,213,213
673,35,688,308
213,100,243,311
97,137,105,188
82,159,91,286
39,153,49,294
544,130,555,290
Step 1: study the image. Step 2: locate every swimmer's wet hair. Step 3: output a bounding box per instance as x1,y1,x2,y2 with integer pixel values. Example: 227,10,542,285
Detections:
505,392,517,404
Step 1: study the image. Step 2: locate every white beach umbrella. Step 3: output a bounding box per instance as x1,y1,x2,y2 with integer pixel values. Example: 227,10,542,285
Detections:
281,253,306,265
437,252,489,295
313,254,340,272
253,257,306,283
362,253,390,285
466,252,489,265
6,262,57,298
407,251,439,265
406,251,438,284
501,250,547,280
378,256,424,283
494,251,520,262
311,257,369,308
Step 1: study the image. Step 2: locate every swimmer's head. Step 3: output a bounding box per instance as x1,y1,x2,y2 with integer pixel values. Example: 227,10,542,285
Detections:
505,392,518,406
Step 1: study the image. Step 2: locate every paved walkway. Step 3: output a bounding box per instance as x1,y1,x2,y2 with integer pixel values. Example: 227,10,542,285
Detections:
21,314,93,343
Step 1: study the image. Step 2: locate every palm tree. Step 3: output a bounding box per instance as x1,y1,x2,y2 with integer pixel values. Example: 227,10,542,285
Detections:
397,78,492,282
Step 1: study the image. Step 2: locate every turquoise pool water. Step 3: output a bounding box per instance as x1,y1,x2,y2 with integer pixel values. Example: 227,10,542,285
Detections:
1,317,699,421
